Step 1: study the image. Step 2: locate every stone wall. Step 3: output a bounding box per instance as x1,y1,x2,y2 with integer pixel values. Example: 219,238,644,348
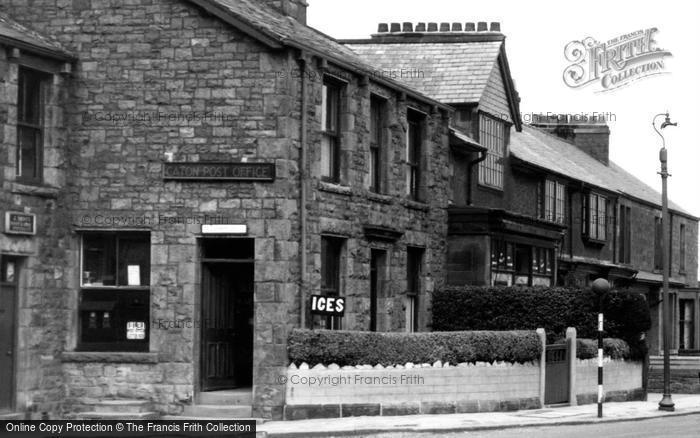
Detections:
283,361,541,420
4,0,452,420
648,356,700,393
574,359,644,405
0,45,73,417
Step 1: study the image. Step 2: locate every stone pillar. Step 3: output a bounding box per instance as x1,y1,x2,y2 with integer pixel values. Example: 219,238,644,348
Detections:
537,328,546,408
566,327,577,406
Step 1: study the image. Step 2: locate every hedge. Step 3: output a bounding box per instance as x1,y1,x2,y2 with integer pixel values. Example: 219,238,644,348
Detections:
432,286,650,359
288,329,542,367
574,338,632,360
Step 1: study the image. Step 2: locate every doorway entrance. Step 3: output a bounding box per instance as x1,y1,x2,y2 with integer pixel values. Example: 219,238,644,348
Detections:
200,239,254,391
0,256,19,411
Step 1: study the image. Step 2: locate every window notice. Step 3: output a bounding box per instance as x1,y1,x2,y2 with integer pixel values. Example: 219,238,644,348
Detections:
126,322,146,340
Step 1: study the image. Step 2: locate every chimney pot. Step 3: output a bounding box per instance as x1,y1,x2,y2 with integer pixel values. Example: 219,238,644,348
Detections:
439,22,450,32
490,22,500,32
402,22,413,32
477,21,488,31
390,22,401,32
465,22,475,31
452,22,463,31
415,22,426,32
427,22,438,32
377,23,389,33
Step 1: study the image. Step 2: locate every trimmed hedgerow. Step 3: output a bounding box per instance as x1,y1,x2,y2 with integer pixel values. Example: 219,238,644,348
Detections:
287,329,542,367
576,338,632,360
432,286,650,359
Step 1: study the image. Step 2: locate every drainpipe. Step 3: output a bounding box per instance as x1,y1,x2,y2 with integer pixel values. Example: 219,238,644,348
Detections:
297,52,308,329
466,150,487,206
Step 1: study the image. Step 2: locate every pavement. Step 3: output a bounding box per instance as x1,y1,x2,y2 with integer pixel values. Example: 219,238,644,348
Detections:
256,394,700,437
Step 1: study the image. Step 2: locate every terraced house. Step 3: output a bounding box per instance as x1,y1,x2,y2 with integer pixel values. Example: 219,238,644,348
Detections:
346,22,699,377
0,0,698,423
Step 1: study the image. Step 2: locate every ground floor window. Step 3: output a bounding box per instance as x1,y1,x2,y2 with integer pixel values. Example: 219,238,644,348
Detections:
406,247,424,332
79,232,150,352
321,236,344,330
491,239,554,287
679,299,695,351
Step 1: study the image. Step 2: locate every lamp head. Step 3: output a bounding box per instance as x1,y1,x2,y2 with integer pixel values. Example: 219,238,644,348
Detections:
591,278,611,295
660,113,677,129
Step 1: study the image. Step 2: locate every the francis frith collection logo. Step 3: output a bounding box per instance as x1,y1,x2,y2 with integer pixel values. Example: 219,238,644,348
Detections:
563,28,672,92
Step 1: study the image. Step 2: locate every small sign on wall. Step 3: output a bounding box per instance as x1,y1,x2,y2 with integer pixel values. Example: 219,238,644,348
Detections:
310,295,346,317
126,322,146,340
4,212,36,235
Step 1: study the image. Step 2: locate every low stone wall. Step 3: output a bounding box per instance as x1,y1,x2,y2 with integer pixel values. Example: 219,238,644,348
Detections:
648,356,700,393
574,358,644,405
284,361,541,420
61,354,193,416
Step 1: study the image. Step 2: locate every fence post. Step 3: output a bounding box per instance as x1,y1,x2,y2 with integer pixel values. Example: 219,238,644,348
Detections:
566,327,577,406
537,328,546,407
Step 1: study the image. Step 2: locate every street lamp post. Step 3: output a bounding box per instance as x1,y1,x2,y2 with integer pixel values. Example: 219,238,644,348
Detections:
653,112,677,412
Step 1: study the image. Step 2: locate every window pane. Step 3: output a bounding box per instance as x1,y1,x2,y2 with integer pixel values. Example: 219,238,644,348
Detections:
18,126,40,179
18,69,43,125
321,135,334,178
117,236,151,286
80,289,149,351
83,234,117,286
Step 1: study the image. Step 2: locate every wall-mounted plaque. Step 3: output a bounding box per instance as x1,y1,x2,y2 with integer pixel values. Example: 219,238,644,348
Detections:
163,162,275,181
4,212,36,235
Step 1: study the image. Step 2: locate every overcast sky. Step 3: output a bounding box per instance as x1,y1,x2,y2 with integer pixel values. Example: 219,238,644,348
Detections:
308,0,700,275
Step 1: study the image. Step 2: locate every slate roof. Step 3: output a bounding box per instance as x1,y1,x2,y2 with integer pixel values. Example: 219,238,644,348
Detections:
345,42,503,104
189,0,450,110
0,11,73,60
511,125,695,217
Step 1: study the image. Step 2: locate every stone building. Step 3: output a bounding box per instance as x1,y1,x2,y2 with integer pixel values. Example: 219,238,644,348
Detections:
346,23,699,369
0,0,471,420
1,1,698,422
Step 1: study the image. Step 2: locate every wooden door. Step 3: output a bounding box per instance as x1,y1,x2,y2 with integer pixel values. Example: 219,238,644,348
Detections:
201,262,253,390
0,257,18,411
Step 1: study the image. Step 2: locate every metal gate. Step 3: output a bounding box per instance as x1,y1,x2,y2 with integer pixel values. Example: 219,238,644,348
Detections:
545,343,569,405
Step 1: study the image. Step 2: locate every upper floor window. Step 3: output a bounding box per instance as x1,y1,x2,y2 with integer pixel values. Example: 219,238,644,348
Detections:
79,232,150,352
541,180,566,223
679,223,686,273
618,205,632,264
478,114,506,189
584,193,608,242
406,110,424,200
321,79,342,182
369,96,386,193
17,67,48,183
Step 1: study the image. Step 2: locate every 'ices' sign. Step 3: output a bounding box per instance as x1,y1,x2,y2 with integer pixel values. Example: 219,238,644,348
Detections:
310,295,345,316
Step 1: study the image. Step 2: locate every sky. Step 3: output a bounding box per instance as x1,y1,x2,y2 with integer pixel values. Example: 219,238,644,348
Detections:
308,0,700,277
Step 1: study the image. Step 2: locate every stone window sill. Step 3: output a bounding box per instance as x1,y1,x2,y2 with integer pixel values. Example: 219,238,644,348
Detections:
61,351,158,363
402,199,430,211
366,192,393,205
11,182,60,199
318,181,353,196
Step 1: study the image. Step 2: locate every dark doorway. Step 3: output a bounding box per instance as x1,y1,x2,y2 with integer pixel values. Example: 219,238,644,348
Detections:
200,239,254,391
0,256,19,411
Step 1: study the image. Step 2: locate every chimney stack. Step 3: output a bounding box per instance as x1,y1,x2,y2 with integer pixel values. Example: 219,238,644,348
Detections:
260,0,308,25
531,114,611,165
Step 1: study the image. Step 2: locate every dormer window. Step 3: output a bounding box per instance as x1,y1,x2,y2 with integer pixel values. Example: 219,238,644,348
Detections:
477,113,506,190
